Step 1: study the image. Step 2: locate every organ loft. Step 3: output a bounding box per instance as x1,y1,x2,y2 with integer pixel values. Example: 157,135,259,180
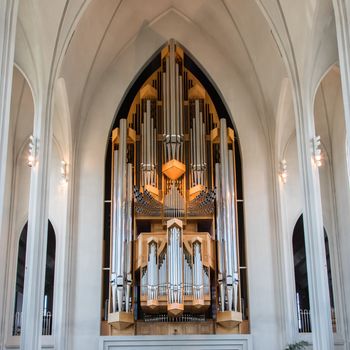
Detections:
101,40,249,336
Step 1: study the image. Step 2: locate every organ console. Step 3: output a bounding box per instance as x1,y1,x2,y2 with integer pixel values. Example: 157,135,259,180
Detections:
105,39,247,335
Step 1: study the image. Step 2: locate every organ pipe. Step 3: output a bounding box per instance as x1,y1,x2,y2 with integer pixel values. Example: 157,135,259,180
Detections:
215,163,226,311
111,119,127,313
219,118,239,312
108,40,245,331
163,39,183,162
125,163,133,312
193,241,203,301
148,242,158,301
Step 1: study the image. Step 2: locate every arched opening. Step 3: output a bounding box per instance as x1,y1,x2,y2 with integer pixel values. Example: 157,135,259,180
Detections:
13,221,56,336
101,40,248,336
292,214,336,333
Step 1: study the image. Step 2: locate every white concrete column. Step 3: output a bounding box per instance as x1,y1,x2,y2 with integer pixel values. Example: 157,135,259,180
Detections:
294,96,333,348
331,1,350,347
20,93,53,349
275,174,299,344
0,1,19,348
333,0,350,180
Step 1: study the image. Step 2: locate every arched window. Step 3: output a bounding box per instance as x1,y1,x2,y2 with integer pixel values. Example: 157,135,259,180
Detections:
13,221,56,336
292,214,336,333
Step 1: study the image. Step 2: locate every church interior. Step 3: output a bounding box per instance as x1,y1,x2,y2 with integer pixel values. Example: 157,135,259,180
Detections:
1,1,350,349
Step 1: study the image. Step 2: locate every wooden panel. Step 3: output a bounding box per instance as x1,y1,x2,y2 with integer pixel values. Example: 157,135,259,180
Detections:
136,321,215,335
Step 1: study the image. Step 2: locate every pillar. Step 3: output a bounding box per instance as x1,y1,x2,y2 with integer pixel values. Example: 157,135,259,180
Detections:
0,1,19,348
294,90,334,348
331,1,350,346
20,93,54,348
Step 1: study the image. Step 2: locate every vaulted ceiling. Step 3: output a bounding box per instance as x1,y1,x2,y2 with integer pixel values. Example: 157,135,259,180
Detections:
13,0,338,153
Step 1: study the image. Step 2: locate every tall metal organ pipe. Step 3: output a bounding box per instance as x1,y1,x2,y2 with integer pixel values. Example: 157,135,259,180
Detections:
190,100,206,186
162,39,183,162
219,118,239,312
141,99,156,187
215,162,226,311
228,149,239,310
125,163,133,312
111,119,127,312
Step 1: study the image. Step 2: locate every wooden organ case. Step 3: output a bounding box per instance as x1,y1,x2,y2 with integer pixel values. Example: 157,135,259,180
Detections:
102,40,249,336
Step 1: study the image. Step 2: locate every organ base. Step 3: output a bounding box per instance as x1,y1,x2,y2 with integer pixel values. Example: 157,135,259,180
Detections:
217,311,243,328
101,319,250,336
108,312,134,330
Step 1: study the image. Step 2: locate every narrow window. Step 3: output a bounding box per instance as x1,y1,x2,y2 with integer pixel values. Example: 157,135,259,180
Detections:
292,215,336,333
13,221,56,336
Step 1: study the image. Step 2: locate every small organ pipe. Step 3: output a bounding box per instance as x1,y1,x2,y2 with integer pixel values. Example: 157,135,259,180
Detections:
148,242,158,300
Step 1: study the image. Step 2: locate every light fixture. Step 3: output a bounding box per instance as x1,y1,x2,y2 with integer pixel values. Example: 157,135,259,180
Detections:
312,135,322,167
60,161,69,183
27,135,38,167
279,159,288,184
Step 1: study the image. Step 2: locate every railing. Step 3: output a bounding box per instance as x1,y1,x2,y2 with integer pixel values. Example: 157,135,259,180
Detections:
13,311,52,336
298,309,311,333
298,308,337,333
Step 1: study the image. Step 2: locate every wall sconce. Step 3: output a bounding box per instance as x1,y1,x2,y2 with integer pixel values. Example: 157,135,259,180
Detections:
279,159,288,184
27,135,38,167
312,135,322,167
60,161,69,183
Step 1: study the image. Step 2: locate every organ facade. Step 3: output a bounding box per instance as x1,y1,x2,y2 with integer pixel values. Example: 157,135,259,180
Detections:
103,40,248,335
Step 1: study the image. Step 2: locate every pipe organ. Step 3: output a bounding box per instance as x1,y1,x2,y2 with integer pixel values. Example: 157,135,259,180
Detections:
106,40,247,335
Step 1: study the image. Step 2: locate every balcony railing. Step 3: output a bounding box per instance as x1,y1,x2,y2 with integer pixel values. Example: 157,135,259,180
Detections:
298,308,336,333
13,311,52,336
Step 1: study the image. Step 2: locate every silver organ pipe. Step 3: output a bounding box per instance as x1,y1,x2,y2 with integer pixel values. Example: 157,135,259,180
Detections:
147,242,158,301
167,223,183,306
215,162,226,311
219,118,239,312
228,149,239,310
191,100,206,186
141,99,156,187
163,39,183,162
158,251,167,296
125,163,133,312
193,242,204,301
183,250,193,295
111,149,119,313
111,119,127,313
